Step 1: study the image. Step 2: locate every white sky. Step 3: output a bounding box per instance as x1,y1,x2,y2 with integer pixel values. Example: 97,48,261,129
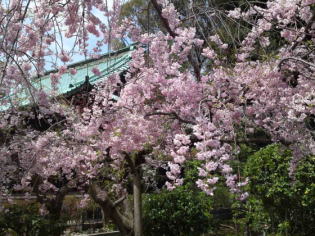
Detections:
1,0,130,70
46,0,116,70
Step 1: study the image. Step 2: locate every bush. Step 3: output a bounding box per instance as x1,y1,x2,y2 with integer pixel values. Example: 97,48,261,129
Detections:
143,187,213,236
143,160,213,236
244,144,315,235
0,202,67,236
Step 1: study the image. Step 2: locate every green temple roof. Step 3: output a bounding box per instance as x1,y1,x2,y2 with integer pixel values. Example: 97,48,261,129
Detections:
0,44,135,111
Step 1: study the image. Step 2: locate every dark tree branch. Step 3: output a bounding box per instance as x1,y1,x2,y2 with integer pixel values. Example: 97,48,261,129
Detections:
291,14,315,51
145,111,196,125
150,0,201,81
121,151,136,174
114,195,126,207
89,182,133,235
150,0,176,37
278,57,315,70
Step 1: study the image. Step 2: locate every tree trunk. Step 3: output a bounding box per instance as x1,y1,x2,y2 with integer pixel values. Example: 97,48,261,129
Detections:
123,149,150,236
133,171,143,236
46,190,66,221
89,183,133,236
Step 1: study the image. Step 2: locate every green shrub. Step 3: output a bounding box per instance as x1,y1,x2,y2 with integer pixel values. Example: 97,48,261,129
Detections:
143,187,213,236
0,202,67,236
244,144,315,235
143,160,213,236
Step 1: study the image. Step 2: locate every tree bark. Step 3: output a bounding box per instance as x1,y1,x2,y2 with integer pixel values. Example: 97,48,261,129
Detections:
133,170,143,236
45,187,67,221
34,186,68,236
123,150,149,236
89,183,133,236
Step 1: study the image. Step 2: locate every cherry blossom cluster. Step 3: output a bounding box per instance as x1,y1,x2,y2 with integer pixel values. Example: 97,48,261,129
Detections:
1,0,315,204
